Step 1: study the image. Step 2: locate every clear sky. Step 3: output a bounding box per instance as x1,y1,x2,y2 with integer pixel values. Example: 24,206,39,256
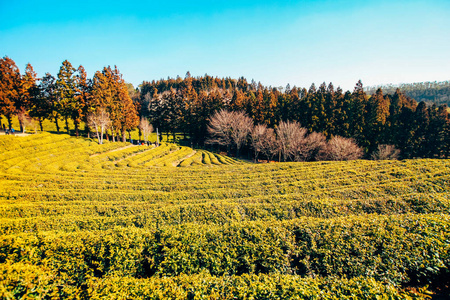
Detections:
1,0,449,91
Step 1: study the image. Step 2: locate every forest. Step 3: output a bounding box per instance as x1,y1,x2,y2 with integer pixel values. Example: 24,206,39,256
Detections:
365,80,450,106
1,56,449,161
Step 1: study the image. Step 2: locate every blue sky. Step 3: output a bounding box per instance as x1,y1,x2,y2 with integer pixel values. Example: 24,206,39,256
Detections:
1,0,449,91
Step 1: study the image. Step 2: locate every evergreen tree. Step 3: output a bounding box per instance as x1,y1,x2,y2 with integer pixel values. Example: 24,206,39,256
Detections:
0,56,21,129
75,65,92,137
350,80,368,148
252,90,265,124
56,60,77,133
15,63,38,131
91,66,138,141
427,104,449,157
366,88,390,152
413,102,429,157
387,89,406,144
29,73,54,131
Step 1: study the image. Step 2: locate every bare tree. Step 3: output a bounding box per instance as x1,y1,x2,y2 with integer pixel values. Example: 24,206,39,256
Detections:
207,110,253,157
321,136,363,161
230,111,253,157
293,132,327,162
206,109,234,151
371,144,400,160
260,128,278,162
87,108,111,144
250,124,268,162
23,116,38,134
17,111,38,133
275,121,307,162
139,117,153,143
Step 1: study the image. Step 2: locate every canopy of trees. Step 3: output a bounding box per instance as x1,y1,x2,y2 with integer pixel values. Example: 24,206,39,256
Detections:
365,80,450,106
1,56,449,160
137,75,449,159
0,56,138,142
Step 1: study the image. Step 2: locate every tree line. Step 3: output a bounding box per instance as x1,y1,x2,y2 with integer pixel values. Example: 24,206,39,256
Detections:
206,110,367,162
365,80,450,106
0,56,139,142
1,56,449,160
136,74,450,159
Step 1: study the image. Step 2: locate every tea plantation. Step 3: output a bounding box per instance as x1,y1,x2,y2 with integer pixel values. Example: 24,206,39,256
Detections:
0,132,449,299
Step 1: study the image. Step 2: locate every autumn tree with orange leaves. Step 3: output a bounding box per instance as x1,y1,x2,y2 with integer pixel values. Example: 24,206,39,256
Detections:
0,56,21,129
91,66,139,142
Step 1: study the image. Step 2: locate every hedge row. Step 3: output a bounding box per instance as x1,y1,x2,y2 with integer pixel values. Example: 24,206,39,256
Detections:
1,193,449,234
1,214,449,288
0,263,431,299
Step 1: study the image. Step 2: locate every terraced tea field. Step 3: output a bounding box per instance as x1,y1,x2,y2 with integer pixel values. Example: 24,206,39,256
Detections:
1,132,449,299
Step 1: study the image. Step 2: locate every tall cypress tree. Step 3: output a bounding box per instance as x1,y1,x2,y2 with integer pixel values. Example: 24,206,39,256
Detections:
366,88,390,152
413,101,430,157
29,73,54,131
56,60,77,133
75,65,91,137
350,80,368,148
0,56,21,129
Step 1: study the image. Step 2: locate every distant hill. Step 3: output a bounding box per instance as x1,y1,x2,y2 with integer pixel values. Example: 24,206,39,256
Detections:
365,80,450,106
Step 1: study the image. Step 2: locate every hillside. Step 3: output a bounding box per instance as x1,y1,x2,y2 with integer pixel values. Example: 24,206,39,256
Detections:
1,133,449,299
365,80,450,106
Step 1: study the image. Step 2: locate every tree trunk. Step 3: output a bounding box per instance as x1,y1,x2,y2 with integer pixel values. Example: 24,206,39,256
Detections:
110,127,115,142
138,128,142,140
7,116,12,130
19,120,24,133
75,121,79,137
122,131,126,142
65,117,69,133
39,119,43,131
54,117,60,133
84,123,90,138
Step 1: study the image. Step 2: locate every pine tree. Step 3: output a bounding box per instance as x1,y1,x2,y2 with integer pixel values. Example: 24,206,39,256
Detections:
350,80,368,148
29,73,54,131
427,104,449,157
56,60,77,133
387,89,406,144
75,65,92,137
252,90,265,124
413,101,429,157
366,88,390,152
15,63,38,131
109,66,139,141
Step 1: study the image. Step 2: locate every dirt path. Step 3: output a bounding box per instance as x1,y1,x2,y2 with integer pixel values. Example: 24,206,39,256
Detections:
115,146,156,163
90,145,135,157
172,150,197,167
1,131,30,136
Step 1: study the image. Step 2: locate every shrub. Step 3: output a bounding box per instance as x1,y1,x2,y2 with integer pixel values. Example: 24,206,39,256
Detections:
371,144,401,160
321,136,364,161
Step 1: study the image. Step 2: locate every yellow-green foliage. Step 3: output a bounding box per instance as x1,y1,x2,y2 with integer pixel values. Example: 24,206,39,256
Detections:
0,133,449,299
0,133,238,172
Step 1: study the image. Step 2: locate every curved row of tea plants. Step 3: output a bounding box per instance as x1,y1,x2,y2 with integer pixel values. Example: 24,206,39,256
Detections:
0,133,241,173
0,133,449,299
